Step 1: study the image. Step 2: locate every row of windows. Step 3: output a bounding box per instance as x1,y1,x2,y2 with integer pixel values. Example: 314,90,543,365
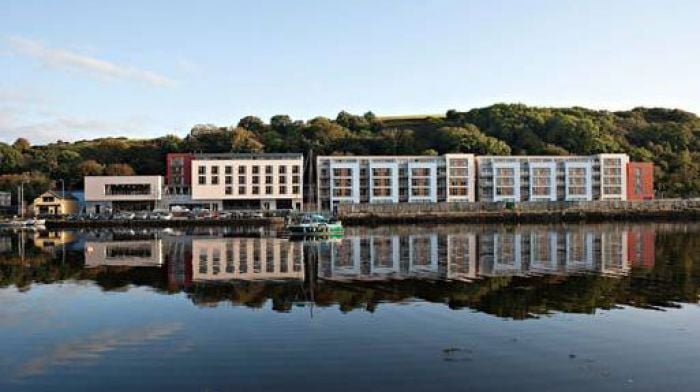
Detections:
222,185,301,195
198,175,301,186
198,165,300,175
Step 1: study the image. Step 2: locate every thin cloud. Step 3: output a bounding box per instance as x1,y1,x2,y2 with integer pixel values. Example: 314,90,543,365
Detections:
16,323,183,377
7,36,176,87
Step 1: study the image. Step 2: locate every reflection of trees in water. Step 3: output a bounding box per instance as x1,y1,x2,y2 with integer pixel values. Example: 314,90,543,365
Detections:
2,230,700,319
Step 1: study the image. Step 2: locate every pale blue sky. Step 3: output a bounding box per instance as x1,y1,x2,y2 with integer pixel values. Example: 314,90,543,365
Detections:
1,0,699,144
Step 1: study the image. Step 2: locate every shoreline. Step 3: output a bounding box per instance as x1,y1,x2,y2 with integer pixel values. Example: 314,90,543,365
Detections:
45,217,285,229
338,199,700,225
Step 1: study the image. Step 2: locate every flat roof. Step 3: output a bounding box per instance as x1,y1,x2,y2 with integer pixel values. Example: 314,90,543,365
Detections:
193,153,303,160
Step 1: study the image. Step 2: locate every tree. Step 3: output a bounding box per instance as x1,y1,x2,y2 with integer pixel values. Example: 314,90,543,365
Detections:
12,138,30,152
231,127,264,152
0,143,22,174
238,116,266,134
78,160,105,176
378,128,416,154
270,115,293,133
104,163,135,176
434,126,511,155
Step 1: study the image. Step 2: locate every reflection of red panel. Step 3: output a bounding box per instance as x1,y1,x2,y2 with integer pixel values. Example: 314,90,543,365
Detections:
627,162,654,201
628,230,655,269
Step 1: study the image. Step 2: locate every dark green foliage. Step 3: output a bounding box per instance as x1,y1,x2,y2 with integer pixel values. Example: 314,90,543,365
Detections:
1,104,699,197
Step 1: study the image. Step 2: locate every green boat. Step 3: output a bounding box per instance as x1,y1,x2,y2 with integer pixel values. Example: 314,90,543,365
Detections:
287,214,343,237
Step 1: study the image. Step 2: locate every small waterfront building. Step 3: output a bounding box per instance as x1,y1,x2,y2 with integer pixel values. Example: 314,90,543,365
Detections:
315,154,476,211
475,154,630,202
84,176,163,214
31,190,80,216
190,153,304,211
626,162,654,201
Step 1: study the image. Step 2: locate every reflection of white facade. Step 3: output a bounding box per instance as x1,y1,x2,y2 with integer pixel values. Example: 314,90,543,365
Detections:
565,231,595,271
314,226,637,281
191,237,303,281
409,234,439,275
529,232,559,273
600,231,629,275
446,234,477,280
84,240,163,267
369,236,400,275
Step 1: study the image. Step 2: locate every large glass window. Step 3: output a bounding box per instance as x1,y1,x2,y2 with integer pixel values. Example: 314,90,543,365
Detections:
104,183,151,196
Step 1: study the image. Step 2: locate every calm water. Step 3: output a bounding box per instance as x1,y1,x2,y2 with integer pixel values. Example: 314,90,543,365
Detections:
2,223,700,391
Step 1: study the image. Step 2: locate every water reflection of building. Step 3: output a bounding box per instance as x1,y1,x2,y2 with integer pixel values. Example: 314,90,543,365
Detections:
33,231,78,252
191,237,303,281
84,239,164,267
627,227,655,269
600,230,629,275
315,226,647,281
480,232,523,277
317,233,476,281
446,234,478,280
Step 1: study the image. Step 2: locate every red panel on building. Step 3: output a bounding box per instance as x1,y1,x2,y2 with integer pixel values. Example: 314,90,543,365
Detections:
166,153,194,189
626,162,654,201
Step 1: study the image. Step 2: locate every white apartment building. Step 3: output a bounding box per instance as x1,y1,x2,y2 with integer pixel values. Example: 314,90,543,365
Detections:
190,153,304,211
316,154,475,211
476,154,629,202
84,176,163,214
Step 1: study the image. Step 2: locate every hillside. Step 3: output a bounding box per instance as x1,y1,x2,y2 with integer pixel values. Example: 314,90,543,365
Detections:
1,103,699,201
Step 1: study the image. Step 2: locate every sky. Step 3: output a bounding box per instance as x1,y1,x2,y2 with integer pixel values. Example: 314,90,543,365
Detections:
1,0,699,144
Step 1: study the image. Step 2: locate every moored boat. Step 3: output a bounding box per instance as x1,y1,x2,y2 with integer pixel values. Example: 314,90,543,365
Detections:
286,214,343,237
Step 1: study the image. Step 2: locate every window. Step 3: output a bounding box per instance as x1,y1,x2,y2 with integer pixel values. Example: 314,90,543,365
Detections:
292,165,300,174
225,186,232,195
198,176,206,185
211,176,219,185
252,165,259,174
279,185,287,194
252,176,259,184
292,175,300,184
238,166,246,174
279,166,286,174
279,175,286,184
238,175,246,184
265,176,273,184
105,184,151,195
225,166,232,174
252,186,259,195
265,186,273,194
225,176,232,185
211,166,219,175
238,186,246,194
198,166,206,175
292,185,300,194
265,165,272,174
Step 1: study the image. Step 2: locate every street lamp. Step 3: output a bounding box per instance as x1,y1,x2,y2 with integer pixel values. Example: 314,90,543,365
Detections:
19,178,29,219
57,179,65,215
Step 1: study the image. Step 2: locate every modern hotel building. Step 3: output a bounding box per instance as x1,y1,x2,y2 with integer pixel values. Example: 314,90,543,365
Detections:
189,153,304,211
476,154,629,202
316,154,476,211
